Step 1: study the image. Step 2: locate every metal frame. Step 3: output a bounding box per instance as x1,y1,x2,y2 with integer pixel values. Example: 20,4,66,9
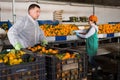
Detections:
12,0,16,23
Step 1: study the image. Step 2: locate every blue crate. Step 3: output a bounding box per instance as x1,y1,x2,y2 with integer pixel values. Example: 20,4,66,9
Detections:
107,33,114,37
55,36,67,41
0,20,12,29
38,20,59,26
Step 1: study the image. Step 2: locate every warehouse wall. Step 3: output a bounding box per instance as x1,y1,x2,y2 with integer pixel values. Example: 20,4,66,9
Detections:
0,2,120,24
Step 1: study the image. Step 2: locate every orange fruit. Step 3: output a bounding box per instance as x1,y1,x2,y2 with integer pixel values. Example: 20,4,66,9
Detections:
42,47,46,53
48,49,53,53
52,50,58,54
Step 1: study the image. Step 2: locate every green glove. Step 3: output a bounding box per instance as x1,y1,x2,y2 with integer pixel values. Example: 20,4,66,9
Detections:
10,49,16,53
41,40,48,47
14,42,23,50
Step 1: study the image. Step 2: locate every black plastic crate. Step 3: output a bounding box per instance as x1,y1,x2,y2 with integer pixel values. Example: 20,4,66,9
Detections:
0,55,46,80
45,49,87,80
47,69,79,80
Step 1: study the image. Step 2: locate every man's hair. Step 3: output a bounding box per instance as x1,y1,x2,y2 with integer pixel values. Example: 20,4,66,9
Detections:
28,4,40,11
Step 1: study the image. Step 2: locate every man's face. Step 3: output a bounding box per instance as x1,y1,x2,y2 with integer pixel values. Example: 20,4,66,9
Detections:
29,7,40,20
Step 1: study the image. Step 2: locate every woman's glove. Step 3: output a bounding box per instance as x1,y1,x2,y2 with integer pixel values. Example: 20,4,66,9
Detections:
70,30,76,35
76,32,80,37
14,42,23,50
41,40,48,47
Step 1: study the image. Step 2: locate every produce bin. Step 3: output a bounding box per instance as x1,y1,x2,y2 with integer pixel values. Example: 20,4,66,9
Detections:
0,55,46,80
45,49,87,80
46,32,120,43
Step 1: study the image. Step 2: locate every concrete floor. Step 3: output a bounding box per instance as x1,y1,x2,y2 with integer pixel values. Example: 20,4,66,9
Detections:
87,42,120,80
89,55,118,80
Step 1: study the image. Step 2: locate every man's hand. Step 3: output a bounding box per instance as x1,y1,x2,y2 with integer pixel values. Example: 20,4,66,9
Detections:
14,42,23,50
41,40,48,47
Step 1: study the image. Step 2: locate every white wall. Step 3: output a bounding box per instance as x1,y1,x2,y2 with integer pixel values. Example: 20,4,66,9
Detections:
0,2,120,24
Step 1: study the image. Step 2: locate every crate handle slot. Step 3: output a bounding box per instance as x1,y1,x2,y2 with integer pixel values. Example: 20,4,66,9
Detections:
16,69,28,73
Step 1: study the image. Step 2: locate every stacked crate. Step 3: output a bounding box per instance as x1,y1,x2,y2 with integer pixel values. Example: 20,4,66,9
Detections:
0,55,46,80
53,10,63,23
45,49,87,80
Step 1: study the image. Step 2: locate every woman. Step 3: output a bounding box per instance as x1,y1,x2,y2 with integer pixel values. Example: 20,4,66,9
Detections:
75,15,99,70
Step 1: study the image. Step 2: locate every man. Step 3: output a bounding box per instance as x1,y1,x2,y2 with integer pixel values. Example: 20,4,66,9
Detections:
7,4,48,50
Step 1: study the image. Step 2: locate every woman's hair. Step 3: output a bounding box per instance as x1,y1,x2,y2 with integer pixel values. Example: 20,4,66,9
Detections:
28,4,40,11
94,21,97,25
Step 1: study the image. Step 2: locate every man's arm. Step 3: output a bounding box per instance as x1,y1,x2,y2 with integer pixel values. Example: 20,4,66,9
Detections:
7,17,25,48
39,28,48,46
